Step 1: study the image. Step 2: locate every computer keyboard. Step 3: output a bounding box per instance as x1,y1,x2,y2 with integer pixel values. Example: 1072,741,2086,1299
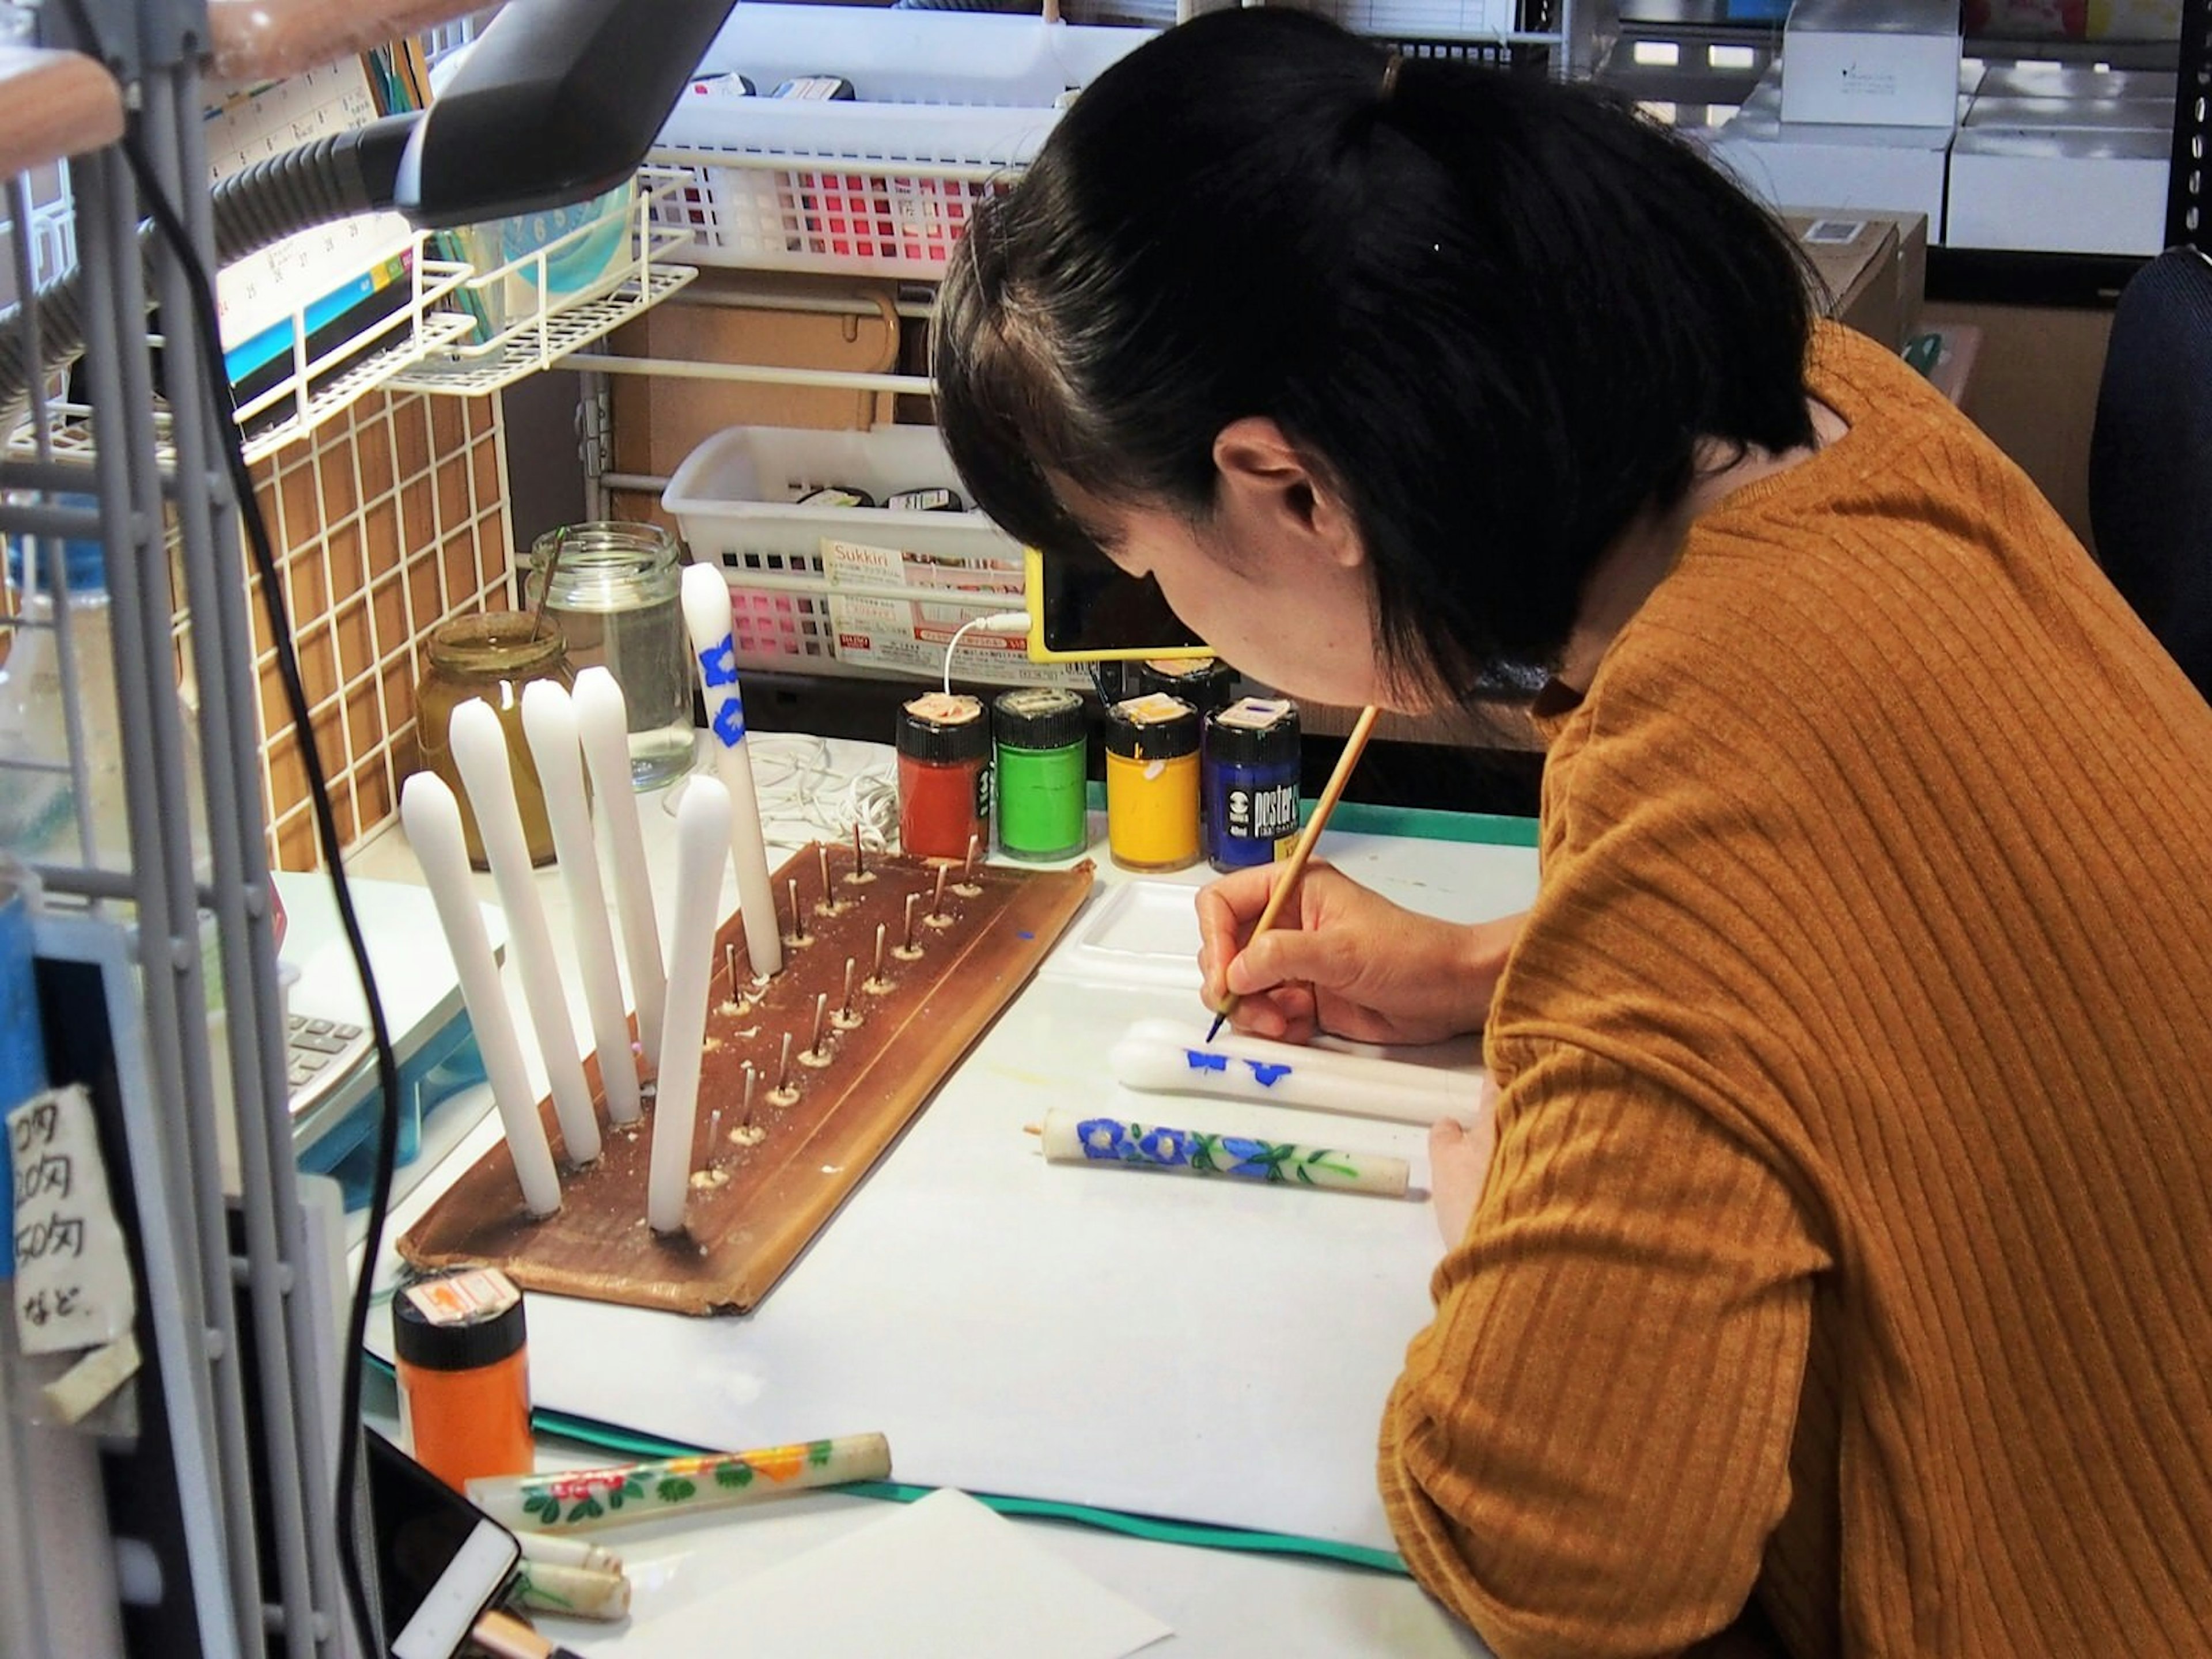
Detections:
286,1010,371,1119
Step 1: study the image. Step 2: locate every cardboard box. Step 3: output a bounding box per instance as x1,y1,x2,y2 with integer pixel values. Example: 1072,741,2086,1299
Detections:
1788,213,1906,346
606,269,903,533
1782,0,1965,128
1889,207,1930,338
1817,206,1930,343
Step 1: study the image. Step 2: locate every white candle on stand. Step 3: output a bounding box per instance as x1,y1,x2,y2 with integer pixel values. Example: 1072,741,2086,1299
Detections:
572,668,666,1072
400,774,562,1217
521,680,642,1126
448,698,603,1165
680,564,782,979
648,774,732,1235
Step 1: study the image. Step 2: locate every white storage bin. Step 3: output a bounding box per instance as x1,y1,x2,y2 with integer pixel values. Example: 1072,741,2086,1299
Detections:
1260,0,1520,39
663,425,1081,688
650,8,1154,278
654,100,1056,278
694,5,1150,105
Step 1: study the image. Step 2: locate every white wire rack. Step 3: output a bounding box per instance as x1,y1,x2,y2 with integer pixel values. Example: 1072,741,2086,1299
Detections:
9,165,700,459
384,168,699,396
8,242,478,468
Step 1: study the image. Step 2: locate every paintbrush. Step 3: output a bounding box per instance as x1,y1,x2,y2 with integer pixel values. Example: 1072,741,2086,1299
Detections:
1206,704,1380,1044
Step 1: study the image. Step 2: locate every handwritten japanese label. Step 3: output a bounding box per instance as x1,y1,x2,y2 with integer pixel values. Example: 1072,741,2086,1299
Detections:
9,1085,134,1358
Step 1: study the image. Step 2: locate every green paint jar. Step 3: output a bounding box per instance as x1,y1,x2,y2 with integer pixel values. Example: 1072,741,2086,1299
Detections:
993,688,1089,861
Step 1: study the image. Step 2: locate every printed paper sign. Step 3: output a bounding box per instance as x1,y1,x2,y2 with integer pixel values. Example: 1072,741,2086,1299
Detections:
10,1084,136,1357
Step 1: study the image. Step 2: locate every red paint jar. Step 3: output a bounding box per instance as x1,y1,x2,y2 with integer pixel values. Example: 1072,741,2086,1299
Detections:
896,692,992,859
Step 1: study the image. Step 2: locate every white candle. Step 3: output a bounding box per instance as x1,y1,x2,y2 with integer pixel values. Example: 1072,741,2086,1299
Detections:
648,774,732,1234
521,680,642,1126
447,697,603,1165
572,667,666,1073
399,774,562,1217
1111,1017,1472,1127
680,564,782,979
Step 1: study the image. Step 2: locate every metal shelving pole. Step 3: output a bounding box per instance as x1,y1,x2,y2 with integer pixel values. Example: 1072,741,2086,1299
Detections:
139,48,349,1658
73,120,277,1653
3,3,354,1651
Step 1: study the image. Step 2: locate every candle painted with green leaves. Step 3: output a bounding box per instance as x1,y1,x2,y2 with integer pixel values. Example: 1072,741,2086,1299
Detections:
465,1433,891,1533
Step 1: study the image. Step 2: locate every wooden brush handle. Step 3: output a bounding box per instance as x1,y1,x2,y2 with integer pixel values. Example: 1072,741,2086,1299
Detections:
1213,705,1380,1027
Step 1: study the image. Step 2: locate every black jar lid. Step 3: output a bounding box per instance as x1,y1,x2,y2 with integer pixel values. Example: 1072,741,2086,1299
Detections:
1137,656,1236,716
393,1268,527,1372
993,687,1086,752
1105,692,1199,760
897,692,990,763
1205,697,1301,768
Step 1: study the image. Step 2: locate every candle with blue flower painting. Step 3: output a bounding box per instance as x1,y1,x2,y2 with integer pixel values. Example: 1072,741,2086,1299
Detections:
1035,1108,1409,1198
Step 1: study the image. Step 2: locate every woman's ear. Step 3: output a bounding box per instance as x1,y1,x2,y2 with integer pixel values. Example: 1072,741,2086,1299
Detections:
1213,417,1365,571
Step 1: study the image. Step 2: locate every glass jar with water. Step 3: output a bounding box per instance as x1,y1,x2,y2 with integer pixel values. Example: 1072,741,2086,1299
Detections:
524,522,694,789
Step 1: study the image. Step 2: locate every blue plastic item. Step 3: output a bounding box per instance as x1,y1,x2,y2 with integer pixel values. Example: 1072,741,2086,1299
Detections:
298,1009,488,1210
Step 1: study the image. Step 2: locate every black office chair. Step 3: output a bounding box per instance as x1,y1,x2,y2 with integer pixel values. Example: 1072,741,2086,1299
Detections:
2089,247,2212,705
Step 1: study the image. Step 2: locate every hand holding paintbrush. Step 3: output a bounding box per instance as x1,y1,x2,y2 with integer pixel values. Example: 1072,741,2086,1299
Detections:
1202,706,1378,1044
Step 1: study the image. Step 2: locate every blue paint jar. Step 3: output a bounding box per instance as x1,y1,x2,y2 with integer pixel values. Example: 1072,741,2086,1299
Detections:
1202,698,1302,873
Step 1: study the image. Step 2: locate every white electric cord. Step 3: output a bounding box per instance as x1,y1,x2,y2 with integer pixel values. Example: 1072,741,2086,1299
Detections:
657,610,1029,848
663,732,899,853
943,611,1034,696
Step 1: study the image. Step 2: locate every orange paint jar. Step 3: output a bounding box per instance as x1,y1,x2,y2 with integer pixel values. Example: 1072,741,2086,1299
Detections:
393,1267,534,1492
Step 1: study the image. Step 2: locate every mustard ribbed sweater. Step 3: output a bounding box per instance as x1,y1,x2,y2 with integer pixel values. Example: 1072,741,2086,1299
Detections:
1380,323,2212,1658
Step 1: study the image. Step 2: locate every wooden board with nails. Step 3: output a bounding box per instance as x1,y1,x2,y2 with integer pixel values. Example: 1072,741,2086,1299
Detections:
397,843,1095,1315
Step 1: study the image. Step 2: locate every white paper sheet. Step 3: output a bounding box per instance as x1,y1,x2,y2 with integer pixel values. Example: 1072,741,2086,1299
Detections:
638,1489,1173,1659
370,830,1539,1554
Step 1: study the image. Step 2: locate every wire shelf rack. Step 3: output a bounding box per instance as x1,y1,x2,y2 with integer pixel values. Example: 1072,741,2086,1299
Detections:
385,169,699,396
11,168,702,460
7,237,478,468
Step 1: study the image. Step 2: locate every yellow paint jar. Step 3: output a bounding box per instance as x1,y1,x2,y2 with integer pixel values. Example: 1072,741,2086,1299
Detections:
1104,692,1201,872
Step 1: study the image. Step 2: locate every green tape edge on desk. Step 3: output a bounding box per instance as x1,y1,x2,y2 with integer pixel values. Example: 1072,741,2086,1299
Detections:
365,1357,1409,1575
1082,781,1537,850
1322,800,1537,847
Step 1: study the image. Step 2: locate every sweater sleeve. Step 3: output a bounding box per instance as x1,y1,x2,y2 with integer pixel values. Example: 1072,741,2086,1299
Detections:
1379,1039,1831,1659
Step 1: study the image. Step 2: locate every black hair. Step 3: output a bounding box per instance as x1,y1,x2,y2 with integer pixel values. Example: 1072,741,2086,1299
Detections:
931,9,1817,695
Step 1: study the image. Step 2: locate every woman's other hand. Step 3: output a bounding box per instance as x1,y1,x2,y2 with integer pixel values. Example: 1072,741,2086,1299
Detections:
1196,861,1523,1045
1430,1074,1500,1250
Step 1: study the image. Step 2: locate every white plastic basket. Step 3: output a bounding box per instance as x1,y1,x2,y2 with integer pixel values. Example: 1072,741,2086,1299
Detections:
692,6,1152,106
650,7,1153,278
663,424,1081,688
653,101,1054,278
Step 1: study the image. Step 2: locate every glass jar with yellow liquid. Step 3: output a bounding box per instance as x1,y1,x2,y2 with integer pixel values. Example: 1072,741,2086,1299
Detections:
414,612,570,868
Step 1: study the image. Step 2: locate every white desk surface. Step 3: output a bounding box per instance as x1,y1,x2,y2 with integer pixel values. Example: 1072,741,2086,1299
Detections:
348,734,1536,1657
